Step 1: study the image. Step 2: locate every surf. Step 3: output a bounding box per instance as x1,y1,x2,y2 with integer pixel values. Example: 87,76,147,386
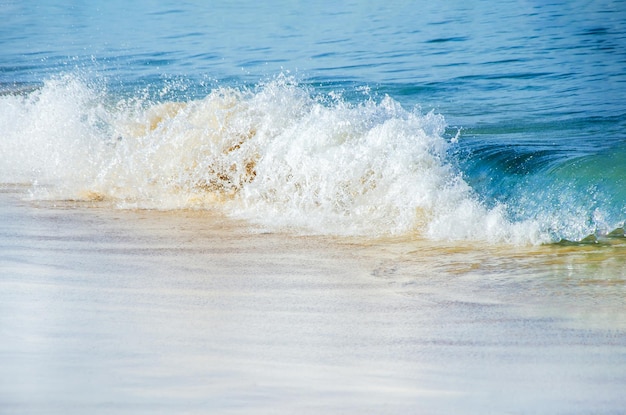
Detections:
0,74,622,245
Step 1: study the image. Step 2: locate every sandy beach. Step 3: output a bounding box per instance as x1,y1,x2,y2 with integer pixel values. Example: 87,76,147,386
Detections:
1,187,625,414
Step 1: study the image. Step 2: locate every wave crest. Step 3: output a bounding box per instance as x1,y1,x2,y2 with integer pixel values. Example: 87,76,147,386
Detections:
0,75,548,244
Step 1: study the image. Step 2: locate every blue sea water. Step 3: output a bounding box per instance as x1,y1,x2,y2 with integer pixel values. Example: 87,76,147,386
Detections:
1,0,625,243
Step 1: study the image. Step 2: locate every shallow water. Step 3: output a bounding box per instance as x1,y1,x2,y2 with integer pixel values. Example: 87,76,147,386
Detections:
1,189,625,414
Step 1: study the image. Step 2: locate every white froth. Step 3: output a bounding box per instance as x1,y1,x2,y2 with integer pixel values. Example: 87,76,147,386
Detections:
0,76,110,190
0,75,546,244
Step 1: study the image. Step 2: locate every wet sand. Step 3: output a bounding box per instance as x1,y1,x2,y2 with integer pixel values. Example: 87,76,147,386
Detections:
1,188,625,414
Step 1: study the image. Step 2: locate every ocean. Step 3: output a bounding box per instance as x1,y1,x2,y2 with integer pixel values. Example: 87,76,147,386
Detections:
1,1,625,413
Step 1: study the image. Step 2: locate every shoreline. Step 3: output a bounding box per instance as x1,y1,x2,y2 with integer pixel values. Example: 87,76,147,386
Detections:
1,189,625,414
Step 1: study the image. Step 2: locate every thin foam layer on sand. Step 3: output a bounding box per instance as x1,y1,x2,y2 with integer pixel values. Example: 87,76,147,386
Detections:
1,188,625,414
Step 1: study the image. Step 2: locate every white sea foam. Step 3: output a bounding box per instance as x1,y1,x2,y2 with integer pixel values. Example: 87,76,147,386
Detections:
0,75,548,244
0,76,109,189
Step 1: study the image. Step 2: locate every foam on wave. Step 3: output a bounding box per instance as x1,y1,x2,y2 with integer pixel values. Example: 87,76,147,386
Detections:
0,74,589,244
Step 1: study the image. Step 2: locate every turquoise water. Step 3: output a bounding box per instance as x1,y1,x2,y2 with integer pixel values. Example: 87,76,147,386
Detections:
1,0,625,242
